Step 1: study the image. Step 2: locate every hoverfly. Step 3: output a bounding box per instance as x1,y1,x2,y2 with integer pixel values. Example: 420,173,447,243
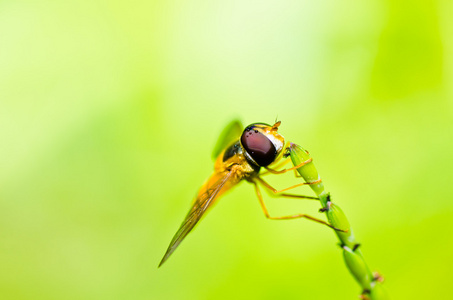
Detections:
159,120,340,267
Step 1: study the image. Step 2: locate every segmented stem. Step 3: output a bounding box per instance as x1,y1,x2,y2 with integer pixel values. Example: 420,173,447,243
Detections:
288,143,388,300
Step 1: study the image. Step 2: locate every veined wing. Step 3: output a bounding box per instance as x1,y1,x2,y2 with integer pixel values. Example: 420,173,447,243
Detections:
159,169,235,267
211,119,243,160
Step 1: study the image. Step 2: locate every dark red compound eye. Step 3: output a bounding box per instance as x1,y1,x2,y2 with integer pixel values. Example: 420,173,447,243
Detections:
241,126,276,166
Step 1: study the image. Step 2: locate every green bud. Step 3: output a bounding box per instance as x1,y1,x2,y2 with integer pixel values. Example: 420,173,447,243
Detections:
289,143,324,196
342,246,372,290
325,201,355,247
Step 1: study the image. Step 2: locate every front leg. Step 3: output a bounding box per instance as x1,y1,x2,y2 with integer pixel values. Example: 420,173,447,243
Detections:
250,180,346,232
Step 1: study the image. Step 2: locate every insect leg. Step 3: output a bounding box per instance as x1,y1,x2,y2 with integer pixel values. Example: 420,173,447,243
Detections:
249,176,318,200
269,193,318,200
259,156,292,176
255,176,321,194
251,180,346,232
264,158,313,175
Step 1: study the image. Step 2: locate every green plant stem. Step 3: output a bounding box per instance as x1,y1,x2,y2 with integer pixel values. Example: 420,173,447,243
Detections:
288,143,388,300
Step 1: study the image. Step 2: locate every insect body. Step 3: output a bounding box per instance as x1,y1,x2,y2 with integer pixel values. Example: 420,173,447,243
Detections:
159,121,337,267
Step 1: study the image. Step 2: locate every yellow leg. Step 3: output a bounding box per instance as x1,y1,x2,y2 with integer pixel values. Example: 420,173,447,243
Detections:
251,181,346,232
269,193,318,200
254,178,318,200
264,157,313,175
259,156,292,176
255,176,322,194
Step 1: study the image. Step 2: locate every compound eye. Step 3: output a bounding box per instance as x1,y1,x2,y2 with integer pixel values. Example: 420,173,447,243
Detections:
241,127,276,166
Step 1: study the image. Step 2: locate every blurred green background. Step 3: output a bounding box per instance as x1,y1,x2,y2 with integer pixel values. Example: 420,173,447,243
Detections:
1,0,452,299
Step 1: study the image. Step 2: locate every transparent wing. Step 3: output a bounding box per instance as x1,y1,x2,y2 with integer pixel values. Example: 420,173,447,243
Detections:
159,170,234,267
211,119,243,160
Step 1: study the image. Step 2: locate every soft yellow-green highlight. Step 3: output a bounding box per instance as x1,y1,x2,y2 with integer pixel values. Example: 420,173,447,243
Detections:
1,0,452,299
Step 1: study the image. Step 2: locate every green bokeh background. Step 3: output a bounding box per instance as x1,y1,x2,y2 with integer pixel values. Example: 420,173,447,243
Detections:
1,1,452,299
